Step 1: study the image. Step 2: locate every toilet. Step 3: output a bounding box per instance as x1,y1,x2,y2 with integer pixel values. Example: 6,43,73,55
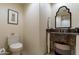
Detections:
8,33,23,55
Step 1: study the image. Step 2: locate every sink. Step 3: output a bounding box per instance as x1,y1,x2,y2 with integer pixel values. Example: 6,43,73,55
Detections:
53,28,76,33
47,28,76,33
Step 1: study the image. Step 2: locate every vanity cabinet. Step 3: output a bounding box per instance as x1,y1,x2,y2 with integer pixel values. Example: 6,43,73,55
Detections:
46,29,78,55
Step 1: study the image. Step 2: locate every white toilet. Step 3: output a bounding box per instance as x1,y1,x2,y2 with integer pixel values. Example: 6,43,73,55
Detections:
8,33,23,55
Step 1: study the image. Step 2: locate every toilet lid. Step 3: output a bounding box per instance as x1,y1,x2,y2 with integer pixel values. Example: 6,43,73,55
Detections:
10,43,23,49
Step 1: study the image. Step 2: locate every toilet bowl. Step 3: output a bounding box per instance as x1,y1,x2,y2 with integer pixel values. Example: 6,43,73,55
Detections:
9,42,23,55
8,33,23,55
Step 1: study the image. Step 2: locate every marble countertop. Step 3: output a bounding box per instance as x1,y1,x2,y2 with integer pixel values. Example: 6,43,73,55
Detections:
50,32,79,35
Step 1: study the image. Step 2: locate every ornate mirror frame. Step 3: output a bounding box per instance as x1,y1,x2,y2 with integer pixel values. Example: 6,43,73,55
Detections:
55,6,72,28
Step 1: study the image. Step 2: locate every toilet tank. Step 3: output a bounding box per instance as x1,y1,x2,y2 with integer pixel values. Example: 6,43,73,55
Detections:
8,34,20,45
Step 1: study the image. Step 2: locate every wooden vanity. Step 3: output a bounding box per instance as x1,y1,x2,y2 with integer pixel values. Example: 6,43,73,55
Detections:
46,28,79,55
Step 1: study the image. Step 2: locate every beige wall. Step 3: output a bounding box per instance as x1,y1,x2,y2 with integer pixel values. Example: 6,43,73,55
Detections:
23,3,42,54
23,3,52,54
39,3,52,54
0,4,24,49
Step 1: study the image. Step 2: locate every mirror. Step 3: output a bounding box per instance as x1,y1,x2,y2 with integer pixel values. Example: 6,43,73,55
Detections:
55,6,71,28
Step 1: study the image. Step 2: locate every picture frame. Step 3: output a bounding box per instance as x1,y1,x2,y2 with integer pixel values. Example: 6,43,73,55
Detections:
8,9,18,25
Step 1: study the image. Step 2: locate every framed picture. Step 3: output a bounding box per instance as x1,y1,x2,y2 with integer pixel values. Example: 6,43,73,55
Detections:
8,9,18,25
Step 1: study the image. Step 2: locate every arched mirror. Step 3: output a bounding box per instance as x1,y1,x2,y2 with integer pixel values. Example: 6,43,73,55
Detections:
55,6,71,28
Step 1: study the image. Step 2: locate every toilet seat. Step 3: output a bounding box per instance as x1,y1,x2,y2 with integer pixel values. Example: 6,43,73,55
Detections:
10,43,23,49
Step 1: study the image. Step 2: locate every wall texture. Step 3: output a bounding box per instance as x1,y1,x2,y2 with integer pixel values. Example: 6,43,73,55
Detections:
23,3,52,54
39,3,52,54
0,4,24,49
23,4,41,54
